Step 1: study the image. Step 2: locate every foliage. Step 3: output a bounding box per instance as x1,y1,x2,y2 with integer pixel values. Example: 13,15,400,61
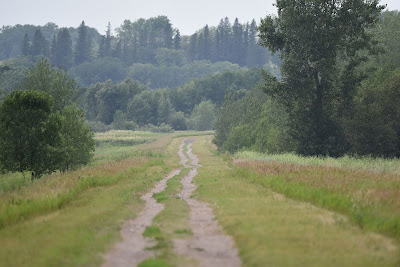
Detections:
0,90,62,179
74,21,92,65
0,61,95,178
214,87,293,153
139,123,174,133
58,106,95,172
111,110,137,130
188,100,216,131
72,57,127,86
84,78,145,124
371,10,400,68
0,64,26,97
127,60,240,89
20,58,79,112
169,68,262,114
258,0,384,156
348,66,400,157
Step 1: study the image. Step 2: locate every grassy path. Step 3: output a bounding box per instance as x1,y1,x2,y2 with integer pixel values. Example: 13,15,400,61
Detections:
191,135,400,266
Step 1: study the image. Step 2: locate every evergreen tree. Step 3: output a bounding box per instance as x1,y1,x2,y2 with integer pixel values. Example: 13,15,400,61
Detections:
104,22,112,57
203,25,211,60
75,21,92,65
164,20,173,48
50,35,57,65
188,33,198,61
21,33,30,56
55,28,73,68
98,35,106,58
31,29,48,56
246,19,259,66
174,29,181,50
198,32,206,60
216,17,232,62
243,23,250,63
113,39,122,58
232,18,244,65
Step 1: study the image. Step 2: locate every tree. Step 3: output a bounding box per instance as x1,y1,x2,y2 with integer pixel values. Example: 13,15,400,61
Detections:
50,35,57,65
349,67,400,157
75,21,92,65
31,29,49,57
20,59,79,112
232,18,244,65
189,100,216,131
174,29,181,50
55,28,73,68
0,90,62,179
21,33,30,56
188,33,198,61
58,106,95,172
104,22,112,57
259,0,384,156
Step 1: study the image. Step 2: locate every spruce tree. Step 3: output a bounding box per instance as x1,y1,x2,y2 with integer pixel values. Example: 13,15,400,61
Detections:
232,18,244,65
174,30,181,50
188,33,198,61
164,20,173,48
104,22,112,57
50,35,57,65
203,25,211,60
75,21,91,65
246,19,259,66
31,29,48,56
21,33,30,56
113,39,122,58
55,28,73,68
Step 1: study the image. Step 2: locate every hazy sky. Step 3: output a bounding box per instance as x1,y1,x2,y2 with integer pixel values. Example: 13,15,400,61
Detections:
1,0,399,35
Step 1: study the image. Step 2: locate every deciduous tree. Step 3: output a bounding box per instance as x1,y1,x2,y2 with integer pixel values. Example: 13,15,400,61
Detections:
259,0,384,156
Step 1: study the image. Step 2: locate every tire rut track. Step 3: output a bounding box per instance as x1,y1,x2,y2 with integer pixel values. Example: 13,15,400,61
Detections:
174,139,241,267
103,169,181,267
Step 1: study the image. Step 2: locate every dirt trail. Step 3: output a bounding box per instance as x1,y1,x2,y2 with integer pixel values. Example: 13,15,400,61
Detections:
103,139,240,267
174,139,241,267
103,169,181,267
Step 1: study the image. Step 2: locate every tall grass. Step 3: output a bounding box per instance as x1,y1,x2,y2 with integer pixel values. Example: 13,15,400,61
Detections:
236,151,400,174
234,151,400,240
191,136,400,266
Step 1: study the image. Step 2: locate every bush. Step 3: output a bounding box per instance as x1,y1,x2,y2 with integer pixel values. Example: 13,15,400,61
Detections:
87,121,112,132
112,110,137,130
140,123,174,133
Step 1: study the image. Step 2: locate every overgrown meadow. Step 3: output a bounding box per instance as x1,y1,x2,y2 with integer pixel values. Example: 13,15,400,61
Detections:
234,151,400,240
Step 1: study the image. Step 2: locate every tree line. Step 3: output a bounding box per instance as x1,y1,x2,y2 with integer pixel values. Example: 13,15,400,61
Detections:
83,68,261,132
8,15,278,69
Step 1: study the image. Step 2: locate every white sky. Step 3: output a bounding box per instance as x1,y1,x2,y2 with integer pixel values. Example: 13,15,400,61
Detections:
1,0,399,35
